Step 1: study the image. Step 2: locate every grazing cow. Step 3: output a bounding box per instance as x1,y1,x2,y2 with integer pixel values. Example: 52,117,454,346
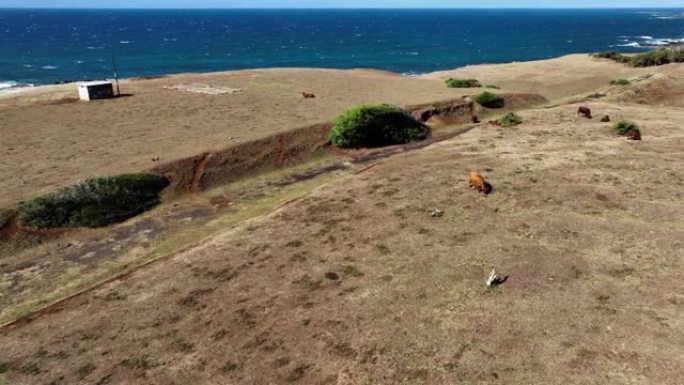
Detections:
600,115,610,122
301,92,316,99
577,106,593,119
626,128,641,141
466,171,492,194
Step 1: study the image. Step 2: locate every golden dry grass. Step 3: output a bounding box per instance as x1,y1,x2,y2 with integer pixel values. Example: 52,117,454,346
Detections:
1,57,683,385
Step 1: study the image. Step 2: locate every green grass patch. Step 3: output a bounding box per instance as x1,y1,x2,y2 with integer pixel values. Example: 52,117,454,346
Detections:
610,78,630,85
500,112,523,127
330,104,430,148
474,91,505,108
18,173,169,229
613,120,639,136
445,78,481,88
376,244,391,254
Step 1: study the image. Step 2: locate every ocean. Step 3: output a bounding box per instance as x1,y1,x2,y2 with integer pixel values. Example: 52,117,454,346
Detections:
1,8,683,92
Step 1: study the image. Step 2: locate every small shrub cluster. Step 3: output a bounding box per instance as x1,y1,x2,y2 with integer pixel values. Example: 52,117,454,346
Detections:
610,78,630,85
613,120,639,136
19,173,169,229
500,112,523,127
330,104,430,148
445,78,481,88
630,48,684,67
591,51,630,63
592,48,684,67
474,91,505,108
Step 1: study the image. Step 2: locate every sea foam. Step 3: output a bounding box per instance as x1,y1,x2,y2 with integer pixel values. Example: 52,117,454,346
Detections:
0,81,34,96
0,81,18,90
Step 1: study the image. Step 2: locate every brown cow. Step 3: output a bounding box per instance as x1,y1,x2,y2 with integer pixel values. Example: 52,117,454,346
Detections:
301,92,316,99
600,115,610,122
471,116,481,123
577,106,592,119
626,128,641,141
466,171,492,194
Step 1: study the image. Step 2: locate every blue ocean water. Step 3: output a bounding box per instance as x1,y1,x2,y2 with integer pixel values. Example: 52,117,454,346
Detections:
1,8,683,89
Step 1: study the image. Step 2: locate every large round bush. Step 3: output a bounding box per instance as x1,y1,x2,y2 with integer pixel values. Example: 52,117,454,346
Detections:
474,92,505,108
19,173,170,229
445,78,481,88
330,104,430,148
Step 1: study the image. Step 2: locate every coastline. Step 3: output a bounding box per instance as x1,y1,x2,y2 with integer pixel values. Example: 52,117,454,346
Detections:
3,8,683,89
0,55,588,100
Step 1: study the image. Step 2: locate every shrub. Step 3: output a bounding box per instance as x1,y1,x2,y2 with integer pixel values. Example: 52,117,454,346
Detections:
19,173,169,229
330,104,430,148
610,78,630,85
613,120,639,136
485,84,500,89
629,48,684,67
592,48,684,67
445,78,481,88
591,51,630,63
474,91,505,108
500,112,523,127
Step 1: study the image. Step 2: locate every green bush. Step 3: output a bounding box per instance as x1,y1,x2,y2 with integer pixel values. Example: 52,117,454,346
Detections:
592,48,684,67
613,120,639,136
330,104,430,148
19,173,169,229
445,78,481,88
500,112,523,127
591,51,630,63
629,48,684,67
474,91,505,108
610,78,630,85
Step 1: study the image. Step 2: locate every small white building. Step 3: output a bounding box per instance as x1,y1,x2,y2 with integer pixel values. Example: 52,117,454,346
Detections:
78,81,115,101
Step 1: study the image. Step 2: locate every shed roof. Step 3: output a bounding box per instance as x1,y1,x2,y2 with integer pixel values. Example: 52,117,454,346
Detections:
78,81,113,87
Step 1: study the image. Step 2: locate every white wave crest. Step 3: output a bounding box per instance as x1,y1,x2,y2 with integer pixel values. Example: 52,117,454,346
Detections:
0,81,34,96
0,81,18,90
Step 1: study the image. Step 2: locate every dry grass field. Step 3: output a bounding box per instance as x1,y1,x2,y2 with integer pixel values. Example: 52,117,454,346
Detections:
1,68,461,208
0,55,657,208
0,55,683,385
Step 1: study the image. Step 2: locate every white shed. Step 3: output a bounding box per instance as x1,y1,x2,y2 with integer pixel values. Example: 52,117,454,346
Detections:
78,81,115,101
